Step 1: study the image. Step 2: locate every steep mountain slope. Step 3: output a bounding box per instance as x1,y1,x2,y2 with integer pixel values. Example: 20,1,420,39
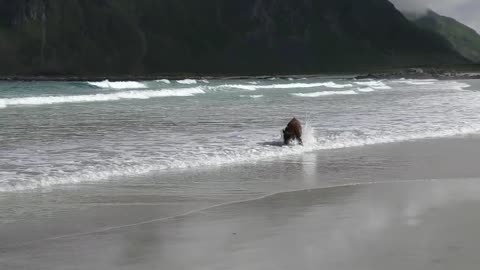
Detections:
408,10,480,63
0,0,468,76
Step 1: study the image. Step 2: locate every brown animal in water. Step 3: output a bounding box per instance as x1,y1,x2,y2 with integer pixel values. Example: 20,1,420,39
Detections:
283,117,303,145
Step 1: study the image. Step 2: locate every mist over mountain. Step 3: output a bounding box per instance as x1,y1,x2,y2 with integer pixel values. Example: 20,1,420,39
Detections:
0,0,469,76
407,10,480,63
389,0,428,14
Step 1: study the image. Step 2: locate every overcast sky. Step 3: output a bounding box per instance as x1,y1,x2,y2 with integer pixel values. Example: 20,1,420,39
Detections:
390,0,480,32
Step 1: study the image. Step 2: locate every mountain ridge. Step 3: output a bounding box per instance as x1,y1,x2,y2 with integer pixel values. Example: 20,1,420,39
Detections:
407,9,480,63
0,0,469,76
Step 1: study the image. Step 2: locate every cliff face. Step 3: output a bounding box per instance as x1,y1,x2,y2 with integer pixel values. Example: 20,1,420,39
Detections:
409,10,480,63
0,0,468,76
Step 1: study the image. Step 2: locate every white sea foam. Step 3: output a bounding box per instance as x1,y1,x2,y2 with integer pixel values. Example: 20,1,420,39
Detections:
392,79,437,85
322,82,354,88
219,84,258,91
357,87,375,93
240,95,264,99
177,79,197,85
355,81,391,90
4,124,480,192
156,79,171,84
2,78,480,192
447,82,471,90
0,88,205,108
291,90,357,97
218,82,353,91
87,80,147,89
391,80,470,91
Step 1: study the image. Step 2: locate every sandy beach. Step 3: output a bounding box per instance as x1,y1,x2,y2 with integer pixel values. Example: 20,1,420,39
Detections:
2,1,480,268
2,135,480,270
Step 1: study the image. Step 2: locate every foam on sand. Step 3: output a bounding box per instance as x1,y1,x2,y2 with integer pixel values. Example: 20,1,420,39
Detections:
4,122,480,192
291,90,357,97
87,80,147,89
0,88,205,108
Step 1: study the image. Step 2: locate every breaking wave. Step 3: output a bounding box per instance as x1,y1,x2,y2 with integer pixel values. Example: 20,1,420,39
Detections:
1,77,479,192
355,81,392,90
156,79,171,84
218,82,353,91
4,123,480,192
440,82,471,91
240,95,264,99
392,79,438,85
357,87,375,93
88,80,147,89
177,79,197,85
291,90,357,97
0,88,205,108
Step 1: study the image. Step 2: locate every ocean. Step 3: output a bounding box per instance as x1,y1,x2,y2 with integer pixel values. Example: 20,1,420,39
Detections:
0,76,479,192
4,77,480,270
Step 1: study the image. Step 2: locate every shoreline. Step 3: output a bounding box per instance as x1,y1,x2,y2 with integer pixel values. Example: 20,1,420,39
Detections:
3,134,480,245
0,74,344,82
1,65,480,82
355,67,480,80
3,135,480,269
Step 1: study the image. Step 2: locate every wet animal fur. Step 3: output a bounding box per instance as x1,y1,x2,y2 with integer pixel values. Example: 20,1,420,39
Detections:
283,118,303,145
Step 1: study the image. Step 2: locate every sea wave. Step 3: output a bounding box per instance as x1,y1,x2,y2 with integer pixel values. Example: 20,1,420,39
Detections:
0,88,205,108
291,90,357,97
88,80,147,89
445,82,471,91
355,81,392,90
356,87,375,93
4,124,480,192
156,79,171,84
177,79,197,85
217,82,353,91
392,79,438,85
240,95,264,99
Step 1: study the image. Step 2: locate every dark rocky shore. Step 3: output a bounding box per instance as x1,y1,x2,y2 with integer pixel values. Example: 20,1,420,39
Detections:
355,67,480,80
0,73,344,82
2,67,480,82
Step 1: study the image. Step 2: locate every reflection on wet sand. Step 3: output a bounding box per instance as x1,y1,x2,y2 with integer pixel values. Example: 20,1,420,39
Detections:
3,179,480,270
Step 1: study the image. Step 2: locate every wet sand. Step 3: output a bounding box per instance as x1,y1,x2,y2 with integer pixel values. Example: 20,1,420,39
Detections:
2,136,480,269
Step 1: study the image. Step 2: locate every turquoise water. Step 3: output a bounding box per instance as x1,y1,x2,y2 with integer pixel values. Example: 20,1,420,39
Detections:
1,77,480,191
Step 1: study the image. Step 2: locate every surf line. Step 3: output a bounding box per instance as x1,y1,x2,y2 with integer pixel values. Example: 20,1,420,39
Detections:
1,177,464,250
